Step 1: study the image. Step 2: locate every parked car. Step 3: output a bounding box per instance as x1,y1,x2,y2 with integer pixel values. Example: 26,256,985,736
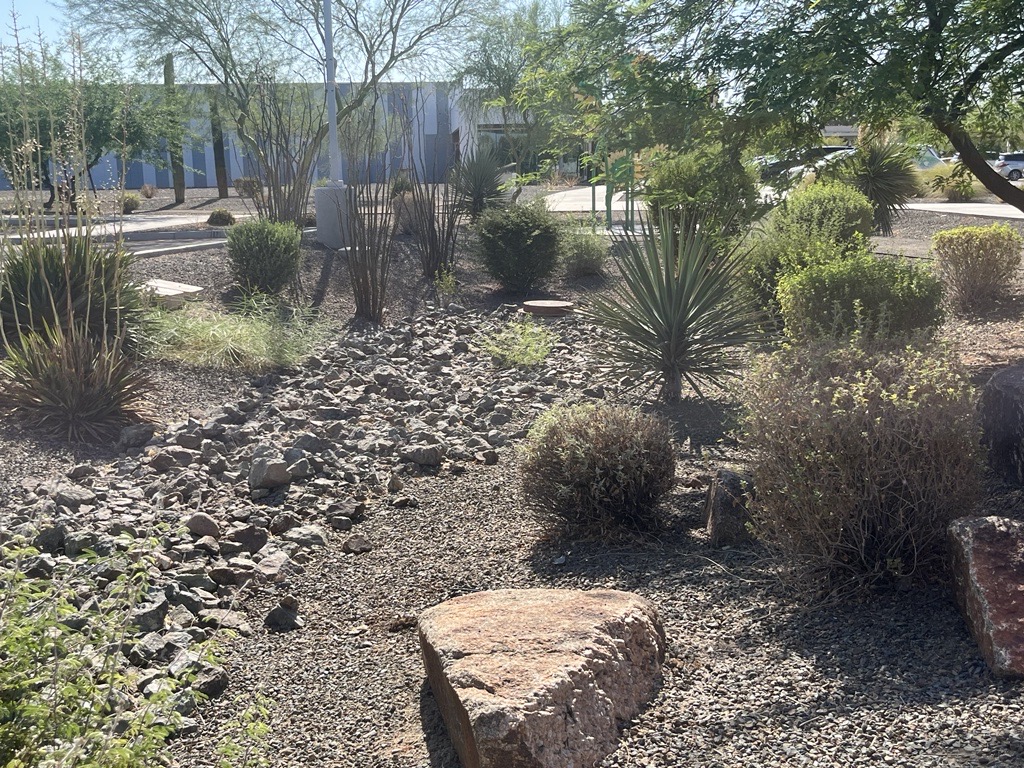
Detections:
756,145,852,181
994,152,1024,181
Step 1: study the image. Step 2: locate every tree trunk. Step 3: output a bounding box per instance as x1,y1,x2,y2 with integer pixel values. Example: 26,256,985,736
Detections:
210,90,230,199
164,53,186,205
932,114,1024,213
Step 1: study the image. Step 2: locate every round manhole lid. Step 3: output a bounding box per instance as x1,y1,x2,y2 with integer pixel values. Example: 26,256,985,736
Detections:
522,300,575,317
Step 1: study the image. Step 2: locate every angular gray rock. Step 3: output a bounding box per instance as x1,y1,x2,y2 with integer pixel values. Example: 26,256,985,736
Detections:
418,588,664,768
248,456,293,489
704,469,754,548
981,365,1024,483
949,516,1024,677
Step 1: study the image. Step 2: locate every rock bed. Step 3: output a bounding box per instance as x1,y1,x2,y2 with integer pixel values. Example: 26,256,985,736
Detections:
4,303,1024,768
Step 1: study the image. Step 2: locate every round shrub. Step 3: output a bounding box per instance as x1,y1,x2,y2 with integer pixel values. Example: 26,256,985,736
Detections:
932,223,1024,313
520,404,676,535
742,341,981,596
777,253,944,340
477,202,560,293
207,208,236,226
121,193,141,214
560,227,608,278
774,181,874,246
226,219,302,295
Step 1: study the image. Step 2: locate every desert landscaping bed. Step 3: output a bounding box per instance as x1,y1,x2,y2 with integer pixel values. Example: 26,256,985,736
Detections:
4,205,1024,767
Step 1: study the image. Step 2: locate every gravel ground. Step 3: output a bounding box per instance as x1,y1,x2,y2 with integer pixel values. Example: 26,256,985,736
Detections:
5,205,1024,768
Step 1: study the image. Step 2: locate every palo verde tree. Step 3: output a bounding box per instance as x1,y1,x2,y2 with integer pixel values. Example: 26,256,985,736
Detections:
66,0,470,225
708,0,1024,212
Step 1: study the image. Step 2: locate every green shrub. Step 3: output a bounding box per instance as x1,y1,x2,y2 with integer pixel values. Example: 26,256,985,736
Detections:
121,192,142,214
390,172,414,198
832,139,919,235
226,219,302,295
0,542,180,765
932,223,1024,313
0,320,151,441
588,208,762,401
480,319,556,367
742,341,981,596
520,404,676,535
641,145,759,230
146,296,323,372
207,208,236,226
773,181,874,246
744,182,875,319
477,202,560,293
920,164,977,202
777,253,944,340
560,227,607,277
0,235,143,346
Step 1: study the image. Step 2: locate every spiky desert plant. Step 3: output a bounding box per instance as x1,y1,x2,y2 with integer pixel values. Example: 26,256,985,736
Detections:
0,320,151,441
0,234,143,346
453,146,505,219
587,208,763,402
836,140,919,236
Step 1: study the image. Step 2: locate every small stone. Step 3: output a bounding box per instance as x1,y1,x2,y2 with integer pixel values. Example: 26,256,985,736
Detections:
342,534,374,554
185,512,222,539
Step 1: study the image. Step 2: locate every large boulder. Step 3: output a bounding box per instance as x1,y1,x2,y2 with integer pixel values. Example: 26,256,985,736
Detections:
704,469,754,548
948,516,1024,677
980,365,1024,482
418,588,664,768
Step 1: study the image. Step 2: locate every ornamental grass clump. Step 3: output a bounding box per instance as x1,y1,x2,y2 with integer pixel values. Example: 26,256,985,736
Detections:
742,340,981,597
520,404,676,536
932,223,1024,313
226,219,302,295
588,208,762,402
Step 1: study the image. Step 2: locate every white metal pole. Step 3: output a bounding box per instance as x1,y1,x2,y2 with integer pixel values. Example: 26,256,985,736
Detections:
323,0,343,183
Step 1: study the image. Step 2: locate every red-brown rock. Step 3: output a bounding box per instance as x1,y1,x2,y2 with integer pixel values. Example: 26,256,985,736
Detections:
949,516,1024,677
418,588,664,768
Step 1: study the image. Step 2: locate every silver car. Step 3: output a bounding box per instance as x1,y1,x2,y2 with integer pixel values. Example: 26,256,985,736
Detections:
994,152,1024,181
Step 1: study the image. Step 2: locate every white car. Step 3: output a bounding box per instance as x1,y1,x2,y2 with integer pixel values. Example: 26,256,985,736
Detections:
994,153,1024,182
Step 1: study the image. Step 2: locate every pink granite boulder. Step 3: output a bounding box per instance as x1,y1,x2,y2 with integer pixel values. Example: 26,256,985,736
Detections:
418,588,664,768
948,516,1024,677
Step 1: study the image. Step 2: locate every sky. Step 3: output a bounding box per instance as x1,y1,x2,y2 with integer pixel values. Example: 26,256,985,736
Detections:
3,0,65,47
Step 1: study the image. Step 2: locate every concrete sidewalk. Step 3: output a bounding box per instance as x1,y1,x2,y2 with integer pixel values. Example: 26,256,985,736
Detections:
544,185,1024,220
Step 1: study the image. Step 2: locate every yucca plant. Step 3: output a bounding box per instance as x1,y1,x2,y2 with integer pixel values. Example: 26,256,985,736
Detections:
0,320,151,441
0,233,143,345
587,208,763,402
835,139,919,236
454,146,505,219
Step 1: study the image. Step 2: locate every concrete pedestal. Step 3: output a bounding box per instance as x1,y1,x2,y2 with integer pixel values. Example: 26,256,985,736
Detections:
314,183,349,249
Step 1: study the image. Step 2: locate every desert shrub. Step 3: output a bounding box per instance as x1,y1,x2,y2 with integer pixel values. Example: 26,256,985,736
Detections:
744,183,874,319
773,181,874,246
0,542,180,766
919,164,977,202
588,208,762,401
233,176,263,199
146,296,323,372
560,227,608,277
226,219,302,295
0,321,151,441
121,192,141,214
392,190,417,235
0,235,143,346
831,139,919,235
454,147,505,219
520,404,676,535
742,340,981,595
477,202,560,293
932,223,1024,313
139,182,157,199
207,208,236,226
390,172,414,198
777,253,944,340
480,319,556,367
641,145,759,231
